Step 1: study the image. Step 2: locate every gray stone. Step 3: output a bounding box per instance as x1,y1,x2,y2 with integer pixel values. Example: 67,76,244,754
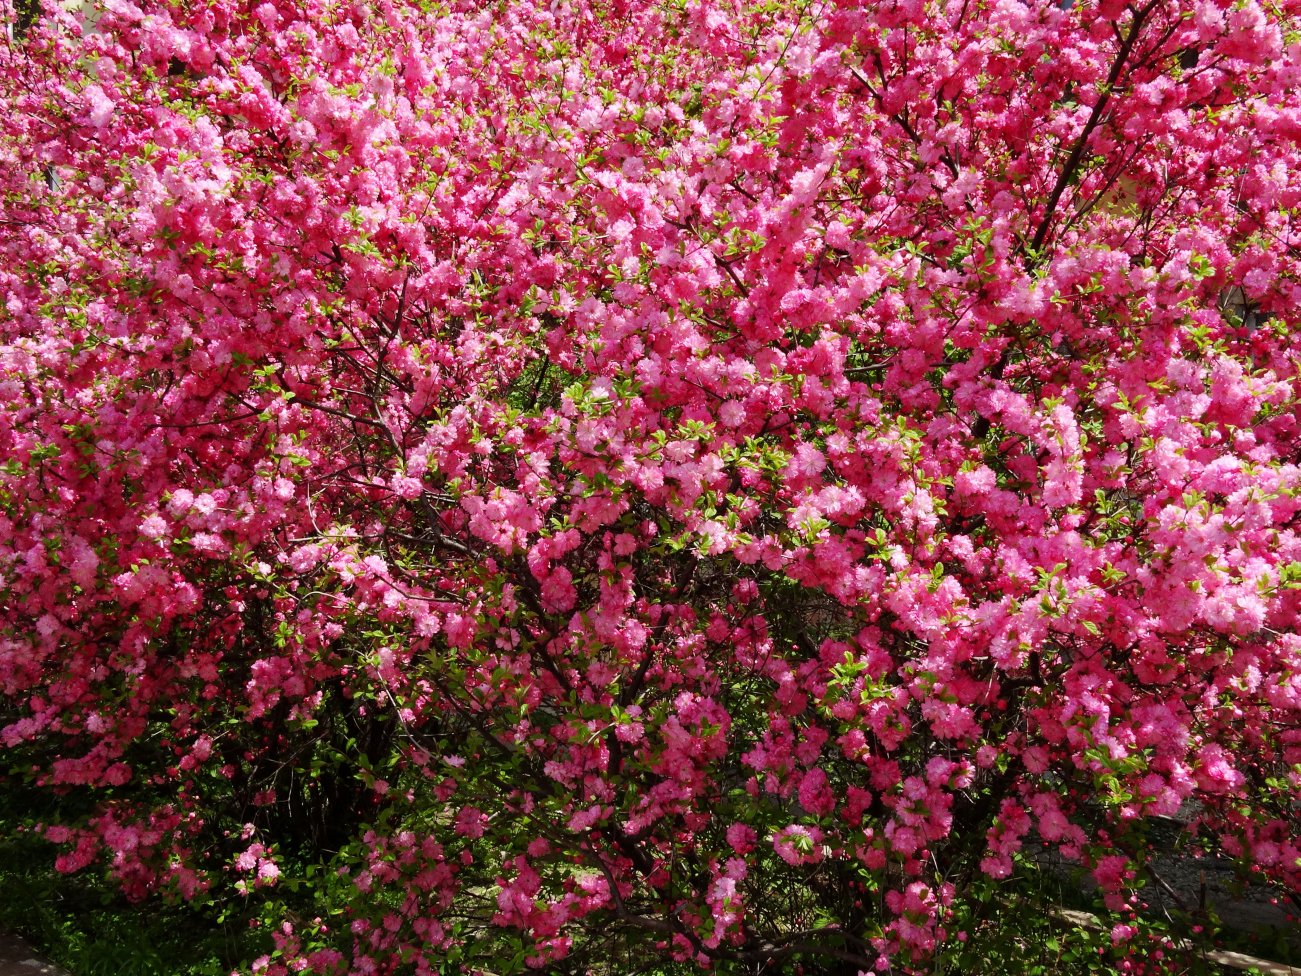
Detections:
0,933,68,976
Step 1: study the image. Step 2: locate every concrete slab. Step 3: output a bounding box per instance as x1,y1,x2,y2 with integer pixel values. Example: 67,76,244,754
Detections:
0,933,67,976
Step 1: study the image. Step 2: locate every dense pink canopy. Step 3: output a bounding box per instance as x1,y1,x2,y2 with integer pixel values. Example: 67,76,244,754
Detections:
1,0,1299,972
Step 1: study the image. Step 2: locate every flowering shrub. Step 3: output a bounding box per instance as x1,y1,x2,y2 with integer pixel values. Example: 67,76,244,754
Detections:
2,0,1300,972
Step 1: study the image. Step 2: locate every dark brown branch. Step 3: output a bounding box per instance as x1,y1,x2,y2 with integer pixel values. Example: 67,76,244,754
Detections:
1025,0,1157,262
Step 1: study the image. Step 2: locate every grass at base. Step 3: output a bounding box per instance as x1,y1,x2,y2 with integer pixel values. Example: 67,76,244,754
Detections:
0,828,259,976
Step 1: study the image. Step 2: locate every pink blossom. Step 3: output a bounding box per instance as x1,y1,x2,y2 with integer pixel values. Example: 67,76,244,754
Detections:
773,825,823,866
3,1,1300,972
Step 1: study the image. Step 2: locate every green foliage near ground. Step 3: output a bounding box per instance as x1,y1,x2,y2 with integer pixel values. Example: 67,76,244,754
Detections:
0,837,229,976
0,825,242,975
2,815,1295,976
0,783,259,976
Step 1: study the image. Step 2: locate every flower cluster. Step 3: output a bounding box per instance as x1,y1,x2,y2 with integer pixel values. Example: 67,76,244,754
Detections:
1,0,1299,972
